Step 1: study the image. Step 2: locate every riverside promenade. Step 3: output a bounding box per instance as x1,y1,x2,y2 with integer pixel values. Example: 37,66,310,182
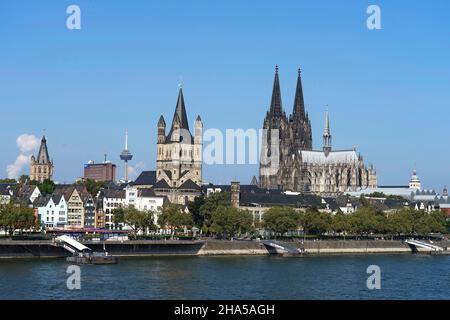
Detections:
1,238,447,259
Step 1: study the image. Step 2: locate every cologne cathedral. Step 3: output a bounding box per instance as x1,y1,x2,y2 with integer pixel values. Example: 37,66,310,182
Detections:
259,66,377,195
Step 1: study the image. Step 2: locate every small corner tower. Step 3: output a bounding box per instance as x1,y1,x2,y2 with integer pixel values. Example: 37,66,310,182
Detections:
409,169,421,190
323,110,332,156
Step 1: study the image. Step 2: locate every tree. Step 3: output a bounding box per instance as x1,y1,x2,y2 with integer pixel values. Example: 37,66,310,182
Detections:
310,210,332,235
76,179,106,197
30,179,56,195
0,178,17,184
331,211,351,239
210,205,253,239
386,209,413,238
414,210,447,235
112,207,125,228
19,175,29,184
349,206,381,238
159,204,193,239
0,204,36,237
188,196,205,228
263,207,300,238
112,206,156,237
198,192,230,231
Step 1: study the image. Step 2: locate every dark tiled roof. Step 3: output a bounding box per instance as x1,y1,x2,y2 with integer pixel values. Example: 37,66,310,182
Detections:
34,195,52,207
100,189,126,199
133,171,156,186
0,184,14,196
240,192,322,208
16,185,39,199
154,179,171,189
52,195,64,204
180,170,189,178
202,184,280,194
104,181,128,190
178,179,201,191
53,185,76,200
164,170,172,180
138,188,157,198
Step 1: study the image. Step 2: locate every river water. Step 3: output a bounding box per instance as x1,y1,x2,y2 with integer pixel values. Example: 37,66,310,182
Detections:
0,254,449,300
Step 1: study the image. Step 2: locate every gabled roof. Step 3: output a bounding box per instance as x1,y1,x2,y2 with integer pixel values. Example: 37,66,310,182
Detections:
133,171,156,186
52,194,64,204
16,185,39,199
154,179,171,189
100,189,126,199
0,184,14,196
178,179,201,191
53,185,76,200
138,188,158,198
34,195,52,207
240,192,322,208
301,150,359,165
164,170,172,180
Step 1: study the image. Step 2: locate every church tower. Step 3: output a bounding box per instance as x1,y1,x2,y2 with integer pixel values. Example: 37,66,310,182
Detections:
259,65,377,195
260,65,289,190
260,66,312,191
156,87,203,201
289,68,313,151
30,136,54,183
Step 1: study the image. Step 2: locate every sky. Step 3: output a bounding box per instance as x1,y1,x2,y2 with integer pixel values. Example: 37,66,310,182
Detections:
0,0,449,191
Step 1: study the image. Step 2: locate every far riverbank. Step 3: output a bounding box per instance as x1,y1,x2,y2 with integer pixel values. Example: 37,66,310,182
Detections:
0,239,447,259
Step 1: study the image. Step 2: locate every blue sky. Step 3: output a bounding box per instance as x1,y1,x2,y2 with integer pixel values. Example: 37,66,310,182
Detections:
0,0,449,191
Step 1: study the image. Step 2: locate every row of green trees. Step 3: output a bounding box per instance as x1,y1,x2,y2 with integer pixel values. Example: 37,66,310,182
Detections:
108,192,448,240
0,204,36,237
263,206,448,239
112,199,255,239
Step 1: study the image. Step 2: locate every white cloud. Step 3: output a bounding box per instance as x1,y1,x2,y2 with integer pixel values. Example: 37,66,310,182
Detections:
17,134,40,154
127,162,146,180
7,155,30,179
6,134,40,179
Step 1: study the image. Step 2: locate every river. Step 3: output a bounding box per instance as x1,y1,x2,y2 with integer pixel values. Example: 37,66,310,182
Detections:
0,254,449,300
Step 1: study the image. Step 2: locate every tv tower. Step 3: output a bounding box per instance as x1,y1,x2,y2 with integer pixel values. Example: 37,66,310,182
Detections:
120,129,133,181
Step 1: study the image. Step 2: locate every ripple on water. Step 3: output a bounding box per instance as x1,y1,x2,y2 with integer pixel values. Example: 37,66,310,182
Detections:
0,255,449,300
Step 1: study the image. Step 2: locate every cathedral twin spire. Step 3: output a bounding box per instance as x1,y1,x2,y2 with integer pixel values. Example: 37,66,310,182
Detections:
269,65,283,117
269,65,306,120
267,65,333,154
264,65,313,151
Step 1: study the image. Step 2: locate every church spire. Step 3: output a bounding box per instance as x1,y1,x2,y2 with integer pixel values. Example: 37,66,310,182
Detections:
269,65,283,117
293,68,306,118
171,87,190,132
323,110,332,156
37,136,51,164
